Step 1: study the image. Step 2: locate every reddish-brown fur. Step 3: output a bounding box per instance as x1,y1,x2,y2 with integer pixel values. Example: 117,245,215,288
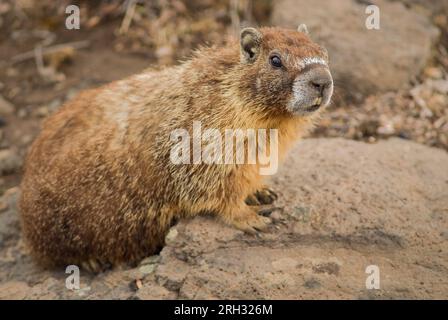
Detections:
19,27,330,271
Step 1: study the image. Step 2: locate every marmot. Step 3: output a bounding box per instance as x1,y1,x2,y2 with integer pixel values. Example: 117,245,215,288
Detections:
19,26,333,272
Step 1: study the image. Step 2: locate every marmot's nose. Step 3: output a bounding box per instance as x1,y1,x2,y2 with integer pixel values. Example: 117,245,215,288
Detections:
310,78,331,94
308,68,332,95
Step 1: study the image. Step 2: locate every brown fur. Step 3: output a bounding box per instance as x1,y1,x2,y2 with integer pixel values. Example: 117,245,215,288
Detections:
19,27,329,270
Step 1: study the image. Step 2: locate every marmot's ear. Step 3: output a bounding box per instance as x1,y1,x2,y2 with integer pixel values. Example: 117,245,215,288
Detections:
240,27,262,63
297,24,309,35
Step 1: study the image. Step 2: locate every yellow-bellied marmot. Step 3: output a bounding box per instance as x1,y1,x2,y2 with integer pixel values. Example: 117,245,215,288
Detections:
19,26,333,272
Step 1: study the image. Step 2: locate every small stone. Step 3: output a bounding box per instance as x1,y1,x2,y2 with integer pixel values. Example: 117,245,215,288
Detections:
77,286,91,297
0,200,8,212
424,67,443,80
130,279,143,291
34,106,50,118
139,264,156,275
48,99,62,113
0,149,22,175
4,187,19,198
5,68,18,77
0,96,14,115
17,109,27,118
377,122,395,136
420,108,433,119
165,228,178,244
20,135,33,146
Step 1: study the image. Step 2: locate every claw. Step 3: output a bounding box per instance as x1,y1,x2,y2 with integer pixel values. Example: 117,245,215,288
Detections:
245,187,278,206
253,216,271,231
257,206,283,217
245,194,260,206
255,188,278,205
227,210,272,234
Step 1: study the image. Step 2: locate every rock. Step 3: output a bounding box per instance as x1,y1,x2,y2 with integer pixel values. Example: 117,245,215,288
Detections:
271,0,440,103
0,95,14,115
0,149,22,175
0,138,447,299
146,138,448,299
165,228,178,244
138,264,156,275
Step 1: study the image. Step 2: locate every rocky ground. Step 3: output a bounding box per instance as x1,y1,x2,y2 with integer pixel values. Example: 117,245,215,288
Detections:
0,0,447,299
1,138,447,299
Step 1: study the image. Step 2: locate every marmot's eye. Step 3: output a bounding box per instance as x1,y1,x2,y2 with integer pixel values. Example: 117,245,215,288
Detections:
270,55,282,68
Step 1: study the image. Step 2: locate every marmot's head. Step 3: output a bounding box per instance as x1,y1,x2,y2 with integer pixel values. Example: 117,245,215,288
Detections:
239,26,333,116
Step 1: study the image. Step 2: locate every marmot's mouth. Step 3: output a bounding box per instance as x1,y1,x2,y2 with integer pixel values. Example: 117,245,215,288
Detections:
304,97,323,112
305,104,321,112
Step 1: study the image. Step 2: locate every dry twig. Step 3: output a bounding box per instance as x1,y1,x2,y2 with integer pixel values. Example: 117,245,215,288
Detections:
10,40,90,64
119,0,137,35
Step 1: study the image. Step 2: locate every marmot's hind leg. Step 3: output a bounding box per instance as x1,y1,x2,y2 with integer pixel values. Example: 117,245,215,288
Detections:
245,187,278,206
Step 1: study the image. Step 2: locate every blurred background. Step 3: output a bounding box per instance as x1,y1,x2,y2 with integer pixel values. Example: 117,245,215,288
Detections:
0,0,447,194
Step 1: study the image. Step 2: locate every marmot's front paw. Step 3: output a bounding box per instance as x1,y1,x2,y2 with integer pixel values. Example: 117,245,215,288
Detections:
228,210,272,234
245,187,278,206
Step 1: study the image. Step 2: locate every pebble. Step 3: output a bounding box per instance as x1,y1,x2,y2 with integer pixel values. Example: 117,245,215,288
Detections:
0,149,22,175
0,96,14,115
424,67,443,80
0,200,8,212
165,228,178,244
77,286,91,297
34,106,50,118
138,264,156,275
17,108,28,118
